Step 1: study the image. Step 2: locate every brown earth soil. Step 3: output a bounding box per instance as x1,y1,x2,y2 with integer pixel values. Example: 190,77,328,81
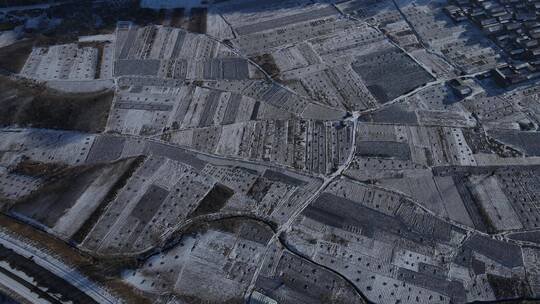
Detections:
0,75,113,132
188,7,207,34
9,157,141,233
188,183,234,218
0,38,37,74
250,54,281,79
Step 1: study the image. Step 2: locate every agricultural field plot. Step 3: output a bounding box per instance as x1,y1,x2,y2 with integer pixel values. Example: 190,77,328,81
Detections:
286,177,533,303
346,122,478,181
124,218,273,303
1,133,321,256
2,0,540,303
166,119,354,175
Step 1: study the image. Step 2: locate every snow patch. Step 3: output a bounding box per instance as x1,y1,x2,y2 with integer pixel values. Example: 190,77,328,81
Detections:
0,27,22,48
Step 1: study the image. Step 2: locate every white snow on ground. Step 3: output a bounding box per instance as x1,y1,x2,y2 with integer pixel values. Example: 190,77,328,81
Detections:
0,30,20,47
79,34,115,43
0,261,52,304
140,0,203,9
46,79,115,93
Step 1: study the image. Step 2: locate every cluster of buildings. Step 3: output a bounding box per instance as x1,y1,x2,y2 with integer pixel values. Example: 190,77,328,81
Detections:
446,0,540,85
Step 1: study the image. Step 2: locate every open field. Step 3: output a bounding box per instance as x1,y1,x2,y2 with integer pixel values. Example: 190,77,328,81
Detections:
0,76,113,132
